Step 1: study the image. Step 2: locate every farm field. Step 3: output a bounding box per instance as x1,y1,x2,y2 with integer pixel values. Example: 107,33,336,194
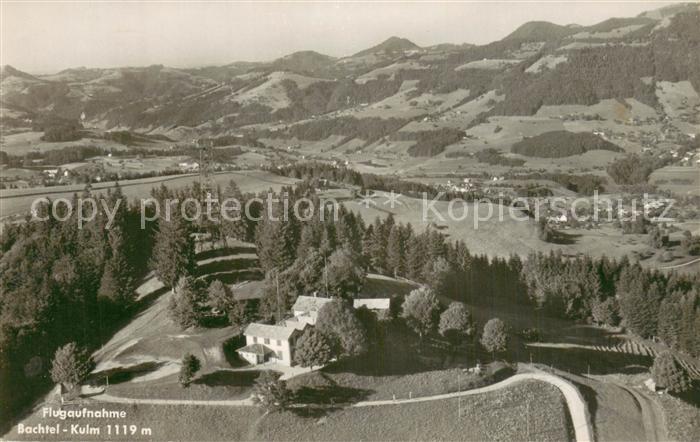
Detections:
0,131,136,156
649,165,700,196
0,169,300,218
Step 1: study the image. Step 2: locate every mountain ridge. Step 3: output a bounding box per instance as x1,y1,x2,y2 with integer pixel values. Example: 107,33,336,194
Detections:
1,2,698,158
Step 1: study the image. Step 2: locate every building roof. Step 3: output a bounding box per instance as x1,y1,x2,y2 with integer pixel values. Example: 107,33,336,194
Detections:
292,295,333,313
243,322,302,341
278,317,308,330
236,343,272,356
354,298,391,310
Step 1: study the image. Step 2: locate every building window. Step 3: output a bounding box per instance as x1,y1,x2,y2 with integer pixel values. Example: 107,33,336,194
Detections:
276,339,281,346
276,351,282,359
253,337,257,344
264,338,270,345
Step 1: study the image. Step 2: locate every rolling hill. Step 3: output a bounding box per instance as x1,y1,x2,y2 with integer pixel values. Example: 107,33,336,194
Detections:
1,3,698,164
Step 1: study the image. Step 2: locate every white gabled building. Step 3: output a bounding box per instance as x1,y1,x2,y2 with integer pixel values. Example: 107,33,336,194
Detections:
237,322,307,366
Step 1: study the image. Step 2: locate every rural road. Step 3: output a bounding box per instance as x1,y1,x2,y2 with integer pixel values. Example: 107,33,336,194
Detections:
92,370,593,442
659,256,700,269
353,371,594,442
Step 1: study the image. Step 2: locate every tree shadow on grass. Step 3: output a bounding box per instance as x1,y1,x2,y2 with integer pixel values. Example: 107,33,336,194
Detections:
286,371,374,417
293,384,374,406
89,361,165,385
512,343,652,376
549,231,581,245
323,322,433,377
200,269,263,285
193,370,263,387
569,379,599,434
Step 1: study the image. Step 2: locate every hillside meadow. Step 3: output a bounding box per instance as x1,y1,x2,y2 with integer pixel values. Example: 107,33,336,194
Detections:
4,381,573,441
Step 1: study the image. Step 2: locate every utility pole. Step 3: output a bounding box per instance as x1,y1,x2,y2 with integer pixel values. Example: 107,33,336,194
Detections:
275,269,282,323
324,255,329,296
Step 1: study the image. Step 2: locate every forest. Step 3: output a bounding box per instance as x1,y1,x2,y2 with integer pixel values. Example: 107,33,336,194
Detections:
259,116,407,147
511,131,622,158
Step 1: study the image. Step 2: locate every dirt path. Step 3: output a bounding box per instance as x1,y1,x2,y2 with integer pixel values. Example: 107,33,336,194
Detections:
610,382,668,441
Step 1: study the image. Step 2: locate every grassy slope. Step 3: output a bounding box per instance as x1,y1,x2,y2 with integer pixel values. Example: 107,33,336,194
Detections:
4,381,572,441
345,192,651,260
345,192,540,259
5,403,261,441
257,380,573,442
657,393,700,442
89,242,262,400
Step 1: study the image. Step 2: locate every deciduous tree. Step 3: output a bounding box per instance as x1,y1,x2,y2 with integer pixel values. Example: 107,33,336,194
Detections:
481,318,508,356
179,353,201,387
293,328,332,368
316,299,368,358
252,371,290,413
401,287,441,340
326,246,365,298
50,342,93,390
439,302,475,345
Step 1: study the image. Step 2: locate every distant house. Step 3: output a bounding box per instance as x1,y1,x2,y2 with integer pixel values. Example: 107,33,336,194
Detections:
291,295,333,326
43,169,59,179
237,322,307,366
179,161,199,171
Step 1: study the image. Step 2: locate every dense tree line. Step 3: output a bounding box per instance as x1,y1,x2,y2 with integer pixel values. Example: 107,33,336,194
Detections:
0,185,152,423
270,161,492,202
274,75,404,121
511,131,622,158
3,143,246,170
390,128,463,157
473,148,526,167
522,252,699,357
505,172,606,196
607,153,669,185
260,116,407,147
41,124,84,142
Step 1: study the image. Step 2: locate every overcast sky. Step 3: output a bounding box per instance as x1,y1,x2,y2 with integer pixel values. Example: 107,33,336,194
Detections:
1,1,675,74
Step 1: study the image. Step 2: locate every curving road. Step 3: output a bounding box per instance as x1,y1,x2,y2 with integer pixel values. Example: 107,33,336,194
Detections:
353,371,594,442
659,257,700,270
609,381,668,442
92,370,593,442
